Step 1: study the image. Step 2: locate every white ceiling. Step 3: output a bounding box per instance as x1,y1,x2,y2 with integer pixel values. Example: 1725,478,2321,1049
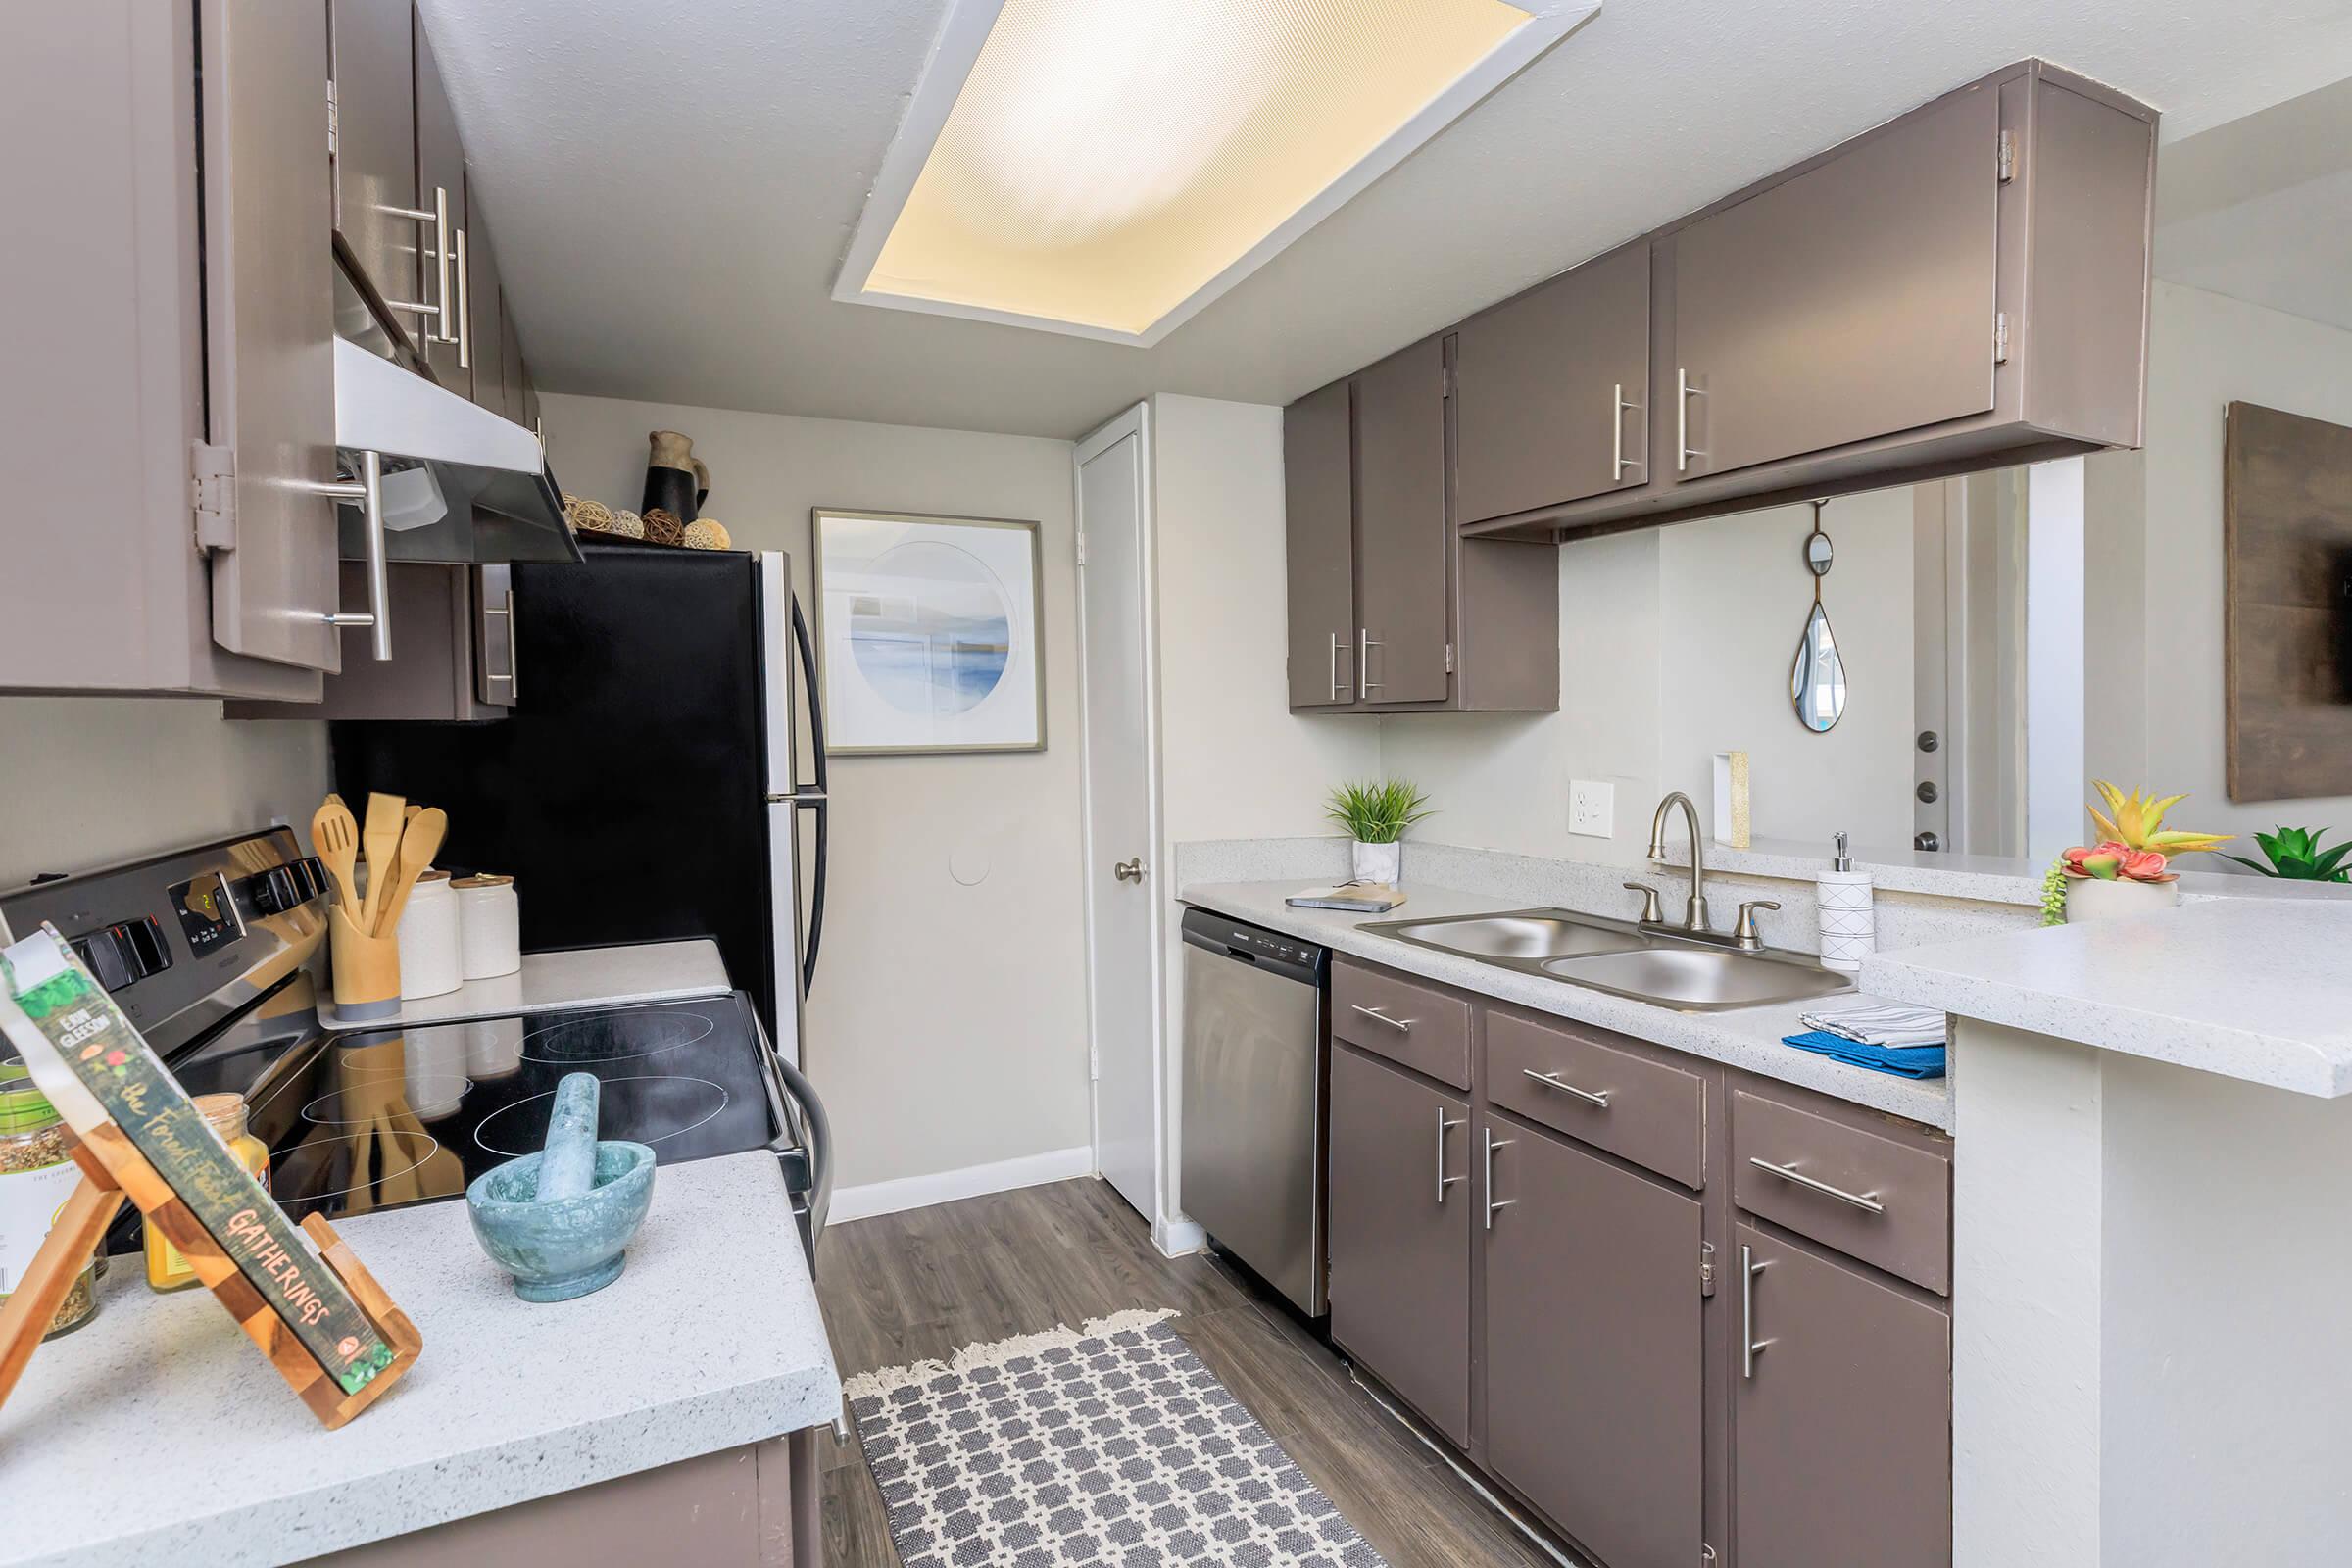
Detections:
416,0,2352,440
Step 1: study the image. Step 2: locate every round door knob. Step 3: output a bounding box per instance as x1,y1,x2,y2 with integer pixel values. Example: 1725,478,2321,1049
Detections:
1915,830,1942,852
1113,858,1145,884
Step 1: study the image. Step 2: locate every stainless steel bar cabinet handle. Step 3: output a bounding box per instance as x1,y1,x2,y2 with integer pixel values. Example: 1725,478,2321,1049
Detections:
1349,1004,1412,1033
1677,368,1705,472
1747,1156,1885,1212
378,185,454,342
1612,382,1642,480
1483,1126,1516,1230
1434,1107,1466,1203
309,449,391,662
1742,1244,1770,1378
1522,1068,1610,1109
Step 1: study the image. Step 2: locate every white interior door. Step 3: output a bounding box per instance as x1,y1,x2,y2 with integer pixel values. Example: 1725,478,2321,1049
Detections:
1076,405,1162,1224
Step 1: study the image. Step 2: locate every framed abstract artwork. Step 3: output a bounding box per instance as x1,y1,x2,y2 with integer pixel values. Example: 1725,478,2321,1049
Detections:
811,508,1046,755
2224,402,2352,801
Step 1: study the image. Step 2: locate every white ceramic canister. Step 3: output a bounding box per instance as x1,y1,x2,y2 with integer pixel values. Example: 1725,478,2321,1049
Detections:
1817,831,1875,973
453,873,522,980
395,870,463,1000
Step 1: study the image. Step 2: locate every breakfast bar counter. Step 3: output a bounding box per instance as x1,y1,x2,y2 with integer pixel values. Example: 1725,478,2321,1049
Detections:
0,1151,839,1568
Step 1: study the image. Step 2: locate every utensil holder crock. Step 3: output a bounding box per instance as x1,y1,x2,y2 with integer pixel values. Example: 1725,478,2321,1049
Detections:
329,906,403,1020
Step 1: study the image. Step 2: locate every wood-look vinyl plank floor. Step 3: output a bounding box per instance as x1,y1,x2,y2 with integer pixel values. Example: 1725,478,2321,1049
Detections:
814,1177,1558,1568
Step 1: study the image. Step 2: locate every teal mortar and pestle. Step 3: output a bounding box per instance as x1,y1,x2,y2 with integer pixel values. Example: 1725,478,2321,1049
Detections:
466,1072,657,1302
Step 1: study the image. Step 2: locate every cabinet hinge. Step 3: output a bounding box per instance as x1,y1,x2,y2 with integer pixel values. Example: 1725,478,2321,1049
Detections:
1444,642,1455,673
1701,1544,1719,1566
1993,312,2011,366
1075,531,1088,566
1699,1239,1717,1298
325,78,339,159
190,441,236,552
1442,365,1455,399
1996,129,2016,183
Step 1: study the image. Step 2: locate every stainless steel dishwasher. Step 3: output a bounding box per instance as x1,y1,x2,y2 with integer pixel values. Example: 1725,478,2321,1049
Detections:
1179,908,1330,1317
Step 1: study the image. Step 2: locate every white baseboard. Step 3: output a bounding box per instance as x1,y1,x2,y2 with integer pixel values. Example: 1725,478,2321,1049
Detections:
828,1145,1098,1226
1153,1216,1207,1258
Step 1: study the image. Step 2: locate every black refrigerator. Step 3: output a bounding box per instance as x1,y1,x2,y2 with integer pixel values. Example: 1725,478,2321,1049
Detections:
331,541,828,1065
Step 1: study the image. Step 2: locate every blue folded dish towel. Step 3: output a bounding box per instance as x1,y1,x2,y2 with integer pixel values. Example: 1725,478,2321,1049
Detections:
1781,1030,1947,1079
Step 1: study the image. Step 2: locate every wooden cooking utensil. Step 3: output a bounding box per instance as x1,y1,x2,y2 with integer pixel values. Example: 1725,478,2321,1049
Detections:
358,793,407,932
311,798,364,915
372,807,447,937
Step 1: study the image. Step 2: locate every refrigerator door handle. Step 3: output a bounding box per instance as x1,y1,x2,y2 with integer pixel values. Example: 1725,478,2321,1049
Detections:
791,593,828,995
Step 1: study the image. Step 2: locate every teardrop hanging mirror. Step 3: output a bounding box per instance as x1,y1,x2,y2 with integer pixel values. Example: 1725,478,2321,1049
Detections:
1790,500,1846,732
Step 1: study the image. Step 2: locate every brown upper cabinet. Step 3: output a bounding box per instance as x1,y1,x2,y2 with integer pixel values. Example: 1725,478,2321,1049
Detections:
329,1,425,346
1284,339,1560,715
0,0,337,698
466,185,512,419
0,1,546,702
1284,379,1356,708
413,3,470,396
1353,339,1452,706
1454,239,1651,525
1447,58,2155,540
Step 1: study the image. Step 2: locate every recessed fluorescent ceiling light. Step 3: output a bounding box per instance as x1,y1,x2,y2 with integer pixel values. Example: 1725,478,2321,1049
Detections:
836,0,1598,346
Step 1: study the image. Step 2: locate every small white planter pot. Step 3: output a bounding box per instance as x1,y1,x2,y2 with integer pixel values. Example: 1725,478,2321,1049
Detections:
2064,876,2180,923
1351,840,1402,885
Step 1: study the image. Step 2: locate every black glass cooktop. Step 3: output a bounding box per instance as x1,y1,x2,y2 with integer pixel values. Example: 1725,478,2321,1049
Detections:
170,993,785,1225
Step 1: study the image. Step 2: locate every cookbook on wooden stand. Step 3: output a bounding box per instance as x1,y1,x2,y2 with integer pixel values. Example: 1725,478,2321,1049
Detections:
0,923,419,1429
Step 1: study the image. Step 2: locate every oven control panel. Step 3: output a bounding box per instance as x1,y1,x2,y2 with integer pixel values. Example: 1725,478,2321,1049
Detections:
0,831,328,1054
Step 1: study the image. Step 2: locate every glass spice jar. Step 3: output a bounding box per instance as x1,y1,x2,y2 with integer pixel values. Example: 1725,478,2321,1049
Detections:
0,1055,98,1340
145,1092,270,1292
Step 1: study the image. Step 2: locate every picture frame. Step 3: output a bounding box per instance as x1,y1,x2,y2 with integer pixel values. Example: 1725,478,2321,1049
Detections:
811,508,1047,756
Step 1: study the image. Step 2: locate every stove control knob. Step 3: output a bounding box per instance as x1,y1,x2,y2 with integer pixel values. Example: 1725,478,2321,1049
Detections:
247,865,304,916
73,927,137,992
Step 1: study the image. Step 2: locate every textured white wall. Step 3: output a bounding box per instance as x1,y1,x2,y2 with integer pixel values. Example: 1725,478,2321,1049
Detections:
2087,280,2352,850
541,393,1092,1192
1658,490,1919,851
1151,394,1379,1227
1152,394,1380,849
1381,491,1917,863
0,700,327,891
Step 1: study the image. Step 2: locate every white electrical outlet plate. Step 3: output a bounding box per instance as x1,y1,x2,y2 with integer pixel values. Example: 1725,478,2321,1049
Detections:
1569,780,1613,838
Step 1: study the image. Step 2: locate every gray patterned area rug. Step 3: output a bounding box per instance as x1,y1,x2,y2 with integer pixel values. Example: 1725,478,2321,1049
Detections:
843,1308,1387,1567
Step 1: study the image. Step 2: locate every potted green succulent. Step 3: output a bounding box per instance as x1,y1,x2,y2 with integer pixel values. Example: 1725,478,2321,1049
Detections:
1326,779,1432,885
2224,826,2351,883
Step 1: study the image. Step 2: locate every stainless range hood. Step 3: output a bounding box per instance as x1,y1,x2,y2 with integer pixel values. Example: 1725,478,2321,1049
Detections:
332,336,582,571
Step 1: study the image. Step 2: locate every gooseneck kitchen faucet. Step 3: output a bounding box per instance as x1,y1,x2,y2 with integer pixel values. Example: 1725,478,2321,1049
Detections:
1637,790,1782,951
1646,791,1712,933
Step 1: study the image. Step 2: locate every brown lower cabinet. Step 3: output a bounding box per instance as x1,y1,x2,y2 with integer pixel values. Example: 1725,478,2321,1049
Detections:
1732,1224,1952,1568
1321,957,1953,1568
1485,1115,1703,1568
1328,1043,1472,1446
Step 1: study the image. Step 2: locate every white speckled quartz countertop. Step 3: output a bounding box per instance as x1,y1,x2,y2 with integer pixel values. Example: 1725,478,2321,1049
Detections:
321,938,731,1031
0,1151,840,1568
1181,881,1953,1131
1862,897,2352,1096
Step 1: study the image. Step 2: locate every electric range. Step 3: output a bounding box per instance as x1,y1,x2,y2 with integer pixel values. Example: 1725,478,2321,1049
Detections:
167,991,802,1228
0,828,828,1260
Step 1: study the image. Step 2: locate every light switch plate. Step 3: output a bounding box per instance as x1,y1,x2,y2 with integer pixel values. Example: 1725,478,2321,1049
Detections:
1569,779,1613,838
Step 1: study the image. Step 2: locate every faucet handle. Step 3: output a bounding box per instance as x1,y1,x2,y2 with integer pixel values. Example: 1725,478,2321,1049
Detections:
1733,899,1782,948
1623,882,1665,924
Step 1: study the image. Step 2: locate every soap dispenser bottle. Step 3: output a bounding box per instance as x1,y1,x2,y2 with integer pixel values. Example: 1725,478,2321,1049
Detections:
1817,831,1875,972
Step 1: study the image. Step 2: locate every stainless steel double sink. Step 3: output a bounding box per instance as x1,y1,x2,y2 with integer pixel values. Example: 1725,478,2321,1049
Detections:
1360,907,1854,1012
